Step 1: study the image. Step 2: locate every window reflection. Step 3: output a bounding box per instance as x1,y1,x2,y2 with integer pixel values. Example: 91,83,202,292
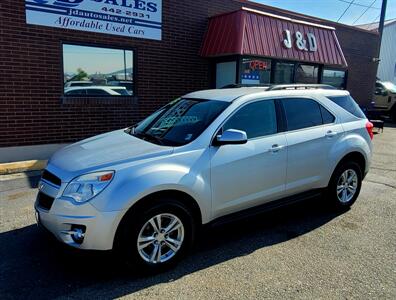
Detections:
63,44,134,96
295,64,319,84
322,69,346,89
273,62,294,84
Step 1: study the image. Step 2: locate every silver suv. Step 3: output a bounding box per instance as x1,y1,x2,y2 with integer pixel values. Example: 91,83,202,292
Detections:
35,85,373,272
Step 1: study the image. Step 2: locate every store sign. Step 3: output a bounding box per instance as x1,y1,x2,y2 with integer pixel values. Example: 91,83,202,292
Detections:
283,29,317,52
249,60,269,70
25,0,162,40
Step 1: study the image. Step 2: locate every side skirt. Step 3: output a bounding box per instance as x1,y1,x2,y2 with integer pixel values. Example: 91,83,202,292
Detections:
208,189,324,228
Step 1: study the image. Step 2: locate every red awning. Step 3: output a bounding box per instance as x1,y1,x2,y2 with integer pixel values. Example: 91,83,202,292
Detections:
200,8,347,67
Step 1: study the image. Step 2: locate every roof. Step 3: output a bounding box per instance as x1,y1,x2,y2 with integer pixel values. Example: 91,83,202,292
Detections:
183,87,348,102
184,87,269,101
200,8,347,67
235,0,379,35
355,18,396,31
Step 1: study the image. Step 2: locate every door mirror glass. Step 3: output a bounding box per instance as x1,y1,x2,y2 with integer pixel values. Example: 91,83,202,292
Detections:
215,129,247,145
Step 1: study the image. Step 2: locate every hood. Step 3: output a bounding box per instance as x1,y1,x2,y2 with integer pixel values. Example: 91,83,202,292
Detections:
48,129,173,175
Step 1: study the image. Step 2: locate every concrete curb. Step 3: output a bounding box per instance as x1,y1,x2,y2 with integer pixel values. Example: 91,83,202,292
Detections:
0,171,42,192
0,160,47,175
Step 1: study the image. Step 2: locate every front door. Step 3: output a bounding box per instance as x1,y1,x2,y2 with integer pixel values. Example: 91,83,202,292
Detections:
210,99,287,219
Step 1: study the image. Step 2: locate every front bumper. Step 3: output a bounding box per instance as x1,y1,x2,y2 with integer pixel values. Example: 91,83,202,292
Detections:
35,182,124,250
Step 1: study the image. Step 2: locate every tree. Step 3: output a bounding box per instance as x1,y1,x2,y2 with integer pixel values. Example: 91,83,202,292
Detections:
71,68,88,81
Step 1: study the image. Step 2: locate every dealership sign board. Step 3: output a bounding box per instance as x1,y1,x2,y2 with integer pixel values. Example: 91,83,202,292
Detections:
25,0,162,40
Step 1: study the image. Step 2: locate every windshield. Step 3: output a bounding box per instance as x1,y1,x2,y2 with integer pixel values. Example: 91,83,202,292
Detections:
382,81,396,93
132,98,229,146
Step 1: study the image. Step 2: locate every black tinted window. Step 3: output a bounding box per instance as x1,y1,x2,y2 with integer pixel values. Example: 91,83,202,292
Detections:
282,98,322,131
320,105,335,124
327,95,366,118
65,89,86,96
224,100,277,139
87,89,110,96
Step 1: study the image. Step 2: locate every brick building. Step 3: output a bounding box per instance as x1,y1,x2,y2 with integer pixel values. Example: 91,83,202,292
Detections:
0,0,379,162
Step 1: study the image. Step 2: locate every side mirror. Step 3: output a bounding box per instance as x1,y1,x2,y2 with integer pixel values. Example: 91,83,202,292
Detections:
214,129,248,146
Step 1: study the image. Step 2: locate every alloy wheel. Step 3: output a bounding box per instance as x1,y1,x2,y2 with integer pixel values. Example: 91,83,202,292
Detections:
336,169,358,203
137,213,185,264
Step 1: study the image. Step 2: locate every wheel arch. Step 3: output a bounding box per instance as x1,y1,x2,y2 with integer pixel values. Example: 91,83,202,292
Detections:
331,151,366,182
113,189,203,249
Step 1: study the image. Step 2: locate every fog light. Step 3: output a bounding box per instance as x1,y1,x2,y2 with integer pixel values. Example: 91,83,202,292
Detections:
71,225,86,244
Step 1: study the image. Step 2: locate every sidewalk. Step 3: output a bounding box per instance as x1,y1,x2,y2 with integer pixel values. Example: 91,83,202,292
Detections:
0,160,45,192
0,160,47,175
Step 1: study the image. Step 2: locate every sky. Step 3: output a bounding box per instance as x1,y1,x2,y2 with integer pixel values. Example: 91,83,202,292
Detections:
251,0,396,26
63,44,133,75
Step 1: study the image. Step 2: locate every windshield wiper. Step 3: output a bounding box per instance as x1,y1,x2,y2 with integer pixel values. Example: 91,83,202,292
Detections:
133,132,165,146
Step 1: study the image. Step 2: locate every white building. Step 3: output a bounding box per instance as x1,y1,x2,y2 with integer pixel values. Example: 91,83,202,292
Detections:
357,19,396,84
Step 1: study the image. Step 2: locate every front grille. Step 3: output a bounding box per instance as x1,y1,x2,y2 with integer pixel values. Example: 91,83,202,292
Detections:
37,192,55,210
41,170,61,186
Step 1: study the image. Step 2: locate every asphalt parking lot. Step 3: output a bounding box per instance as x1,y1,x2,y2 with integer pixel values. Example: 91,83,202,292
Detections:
1,124,395,299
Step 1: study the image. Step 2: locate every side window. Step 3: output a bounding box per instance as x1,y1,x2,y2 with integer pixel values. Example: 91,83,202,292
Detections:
320,105,335,124
282,98,322,131
223,100,277,139
86,89,110,96
65,89,86,96
327,95,366,119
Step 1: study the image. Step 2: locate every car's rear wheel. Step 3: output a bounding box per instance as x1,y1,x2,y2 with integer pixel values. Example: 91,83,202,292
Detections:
327,161,362,208
116,198,195,273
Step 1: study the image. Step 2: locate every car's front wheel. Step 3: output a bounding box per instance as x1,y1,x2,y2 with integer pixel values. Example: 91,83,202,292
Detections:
116,198,195,273
327,161,363,208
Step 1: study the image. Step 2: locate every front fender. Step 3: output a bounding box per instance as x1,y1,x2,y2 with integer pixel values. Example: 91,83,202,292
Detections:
90,149,212,223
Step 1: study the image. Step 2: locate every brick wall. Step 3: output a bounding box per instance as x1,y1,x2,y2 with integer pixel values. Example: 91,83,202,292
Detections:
0,0,379,147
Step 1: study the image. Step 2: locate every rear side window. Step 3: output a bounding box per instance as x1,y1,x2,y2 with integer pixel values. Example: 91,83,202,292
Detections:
224,100,277,139
320,106,335,124
282,98,322,131
327,95,366,119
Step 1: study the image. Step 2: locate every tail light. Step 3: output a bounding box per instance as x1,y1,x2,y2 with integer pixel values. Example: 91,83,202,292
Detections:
366,121,374,140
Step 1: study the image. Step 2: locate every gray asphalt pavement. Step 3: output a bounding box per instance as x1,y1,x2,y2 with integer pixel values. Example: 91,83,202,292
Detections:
1,125,395,299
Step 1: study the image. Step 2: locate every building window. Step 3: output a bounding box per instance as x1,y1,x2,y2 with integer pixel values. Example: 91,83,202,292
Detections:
295,64,319,84
63,44,134,96
322,69,346,89
241,58,271,85
216,61,237,88
273,62,294,84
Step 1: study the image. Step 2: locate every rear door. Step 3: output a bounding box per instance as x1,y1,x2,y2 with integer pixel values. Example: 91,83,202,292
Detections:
210,99,287,218
281,97,343,195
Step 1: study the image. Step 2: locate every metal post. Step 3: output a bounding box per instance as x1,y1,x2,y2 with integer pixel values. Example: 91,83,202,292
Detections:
378,0,388,52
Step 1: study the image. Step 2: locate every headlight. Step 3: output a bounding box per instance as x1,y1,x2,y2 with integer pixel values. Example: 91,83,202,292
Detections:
62,171,114,203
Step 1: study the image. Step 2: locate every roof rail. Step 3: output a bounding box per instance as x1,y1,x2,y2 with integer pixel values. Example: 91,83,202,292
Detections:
267,84,336,91
221,83,270,89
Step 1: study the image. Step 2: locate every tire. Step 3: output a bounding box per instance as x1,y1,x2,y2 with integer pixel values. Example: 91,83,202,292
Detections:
326,161,363,209
116,197,196,273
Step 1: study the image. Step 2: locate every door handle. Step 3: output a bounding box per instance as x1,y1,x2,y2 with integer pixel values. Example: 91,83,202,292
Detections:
325,130,338,138
270,144,284,153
